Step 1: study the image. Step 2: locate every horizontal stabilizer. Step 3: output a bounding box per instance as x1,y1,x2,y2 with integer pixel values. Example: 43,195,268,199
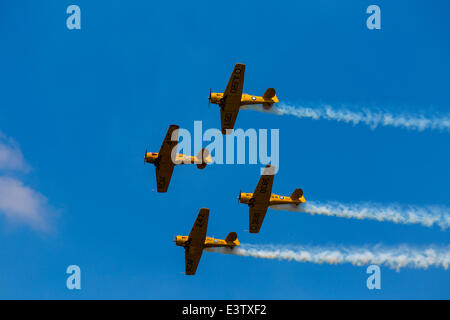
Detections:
195,148,212,163
225,232,238,242
290,188,303,200
263,88,276,100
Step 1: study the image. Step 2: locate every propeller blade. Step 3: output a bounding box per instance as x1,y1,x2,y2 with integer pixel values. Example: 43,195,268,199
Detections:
208,88,211,107
144,148,147,164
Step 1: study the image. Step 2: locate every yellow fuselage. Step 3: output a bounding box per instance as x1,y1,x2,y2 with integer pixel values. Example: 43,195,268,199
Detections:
239,192,306,206
174,235,240,248
209,93,279,107
144,152,198,165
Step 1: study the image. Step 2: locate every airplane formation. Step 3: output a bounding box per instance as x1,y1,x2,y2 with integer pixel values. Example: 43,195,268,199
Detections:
145,63,304,275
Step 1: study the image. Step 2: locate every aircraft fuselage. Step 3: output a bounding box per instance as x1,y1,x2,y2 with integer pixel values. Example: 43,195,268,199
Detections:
239,192,306,206
145,152,200,166
209,92,278,108
174,235,240,248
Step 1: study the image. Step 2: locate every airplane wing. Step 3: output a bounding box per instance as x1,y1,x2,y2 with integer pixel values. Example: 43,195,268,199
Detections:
158,124,179,159
155,125,179,193
249,166,275,233
155,165,175,193
220,63,245,133
185,208,210,275
185,246,203,275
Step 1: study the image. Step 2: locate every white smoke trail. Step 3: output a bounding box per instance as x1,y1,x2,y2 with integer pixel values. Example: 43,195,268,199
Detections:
270,201,450,230
242,103,450,132
206,244,450,270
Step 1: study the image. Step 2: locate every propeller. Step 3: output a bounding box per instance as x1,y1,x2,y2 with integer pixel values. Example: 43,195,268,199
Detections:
144,148,147,165
237,189,242,204
208,88,212,107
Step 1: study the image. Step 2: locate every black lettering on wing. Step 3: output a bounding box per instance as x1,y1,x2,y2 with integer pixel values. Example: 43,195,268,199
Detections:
224,112,233,125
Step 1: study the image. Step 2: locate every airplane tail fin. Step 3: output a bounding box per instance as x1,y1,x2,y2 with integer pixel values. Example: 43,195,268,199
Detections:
196,148,212,169
290,188,304,200
262,88,279,109
225,232,238,243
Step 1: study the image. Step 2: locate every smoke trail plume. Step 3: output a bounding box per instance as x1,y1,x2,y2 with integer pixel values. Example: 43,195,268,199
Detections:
242,104,450,132
206,244,450,270
270,201,450,230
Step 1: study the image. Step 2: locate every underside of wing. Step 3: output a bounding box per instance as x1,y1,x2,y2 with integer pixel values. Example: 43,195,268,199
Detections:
185,246,203,275
159,124,179,162
220,105,240,133
221,63,245,133
154,125,179,192
249,206,268,233
155,164,175,193
184,208,210,275
224,63,245,98
249,166,275,233
188,208,209,247
252,166,275,204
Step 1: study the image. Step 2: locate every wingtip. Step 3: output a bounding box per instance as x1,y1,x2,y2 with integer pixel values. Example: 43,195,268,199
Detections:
262,164,276,175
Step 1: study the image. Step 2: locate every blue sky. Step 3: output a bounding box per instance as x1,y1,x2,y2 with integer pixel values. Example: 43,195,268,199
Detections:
0,0,449,299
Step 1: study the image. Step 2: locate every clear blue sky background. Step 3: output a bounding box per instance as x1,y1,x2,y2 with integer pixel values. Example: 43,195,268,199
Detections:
0,0,449,299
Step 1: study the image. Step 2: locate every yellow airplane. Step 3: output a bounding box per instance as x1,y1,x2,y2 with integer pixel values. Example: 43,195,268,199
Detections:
238,165,306,233
208,63,279,134
174,208,240,275
144,124,212,192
